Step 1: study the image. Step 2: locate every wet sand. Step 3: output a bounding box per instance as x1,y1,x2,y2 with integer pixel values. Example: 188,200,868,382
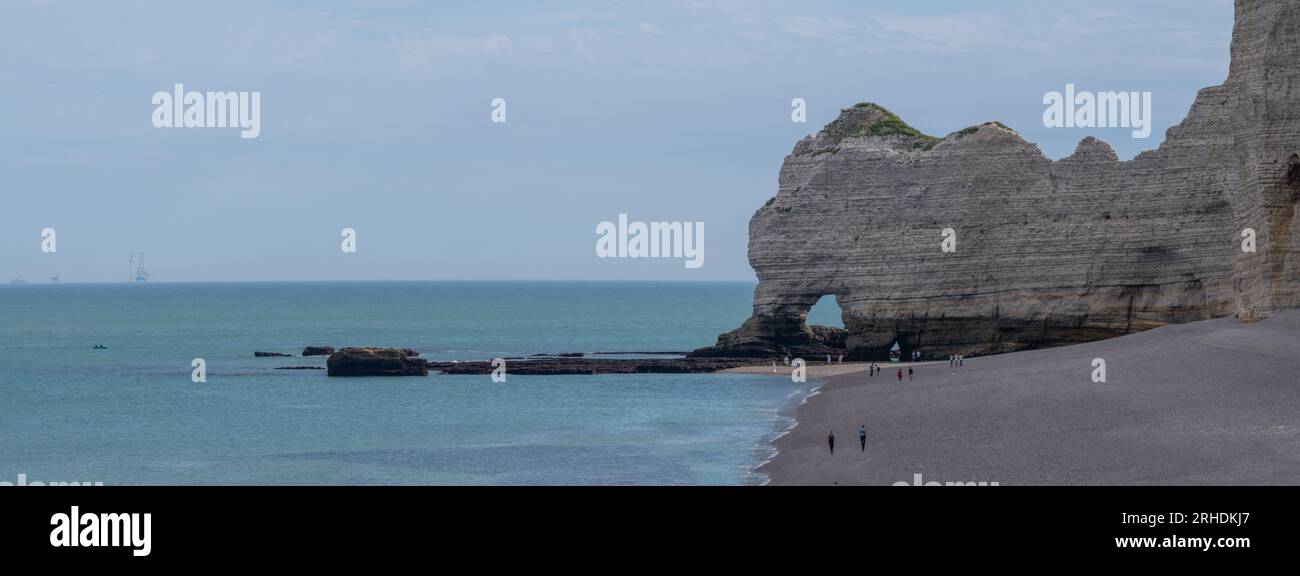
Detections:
756,312,1300,486
722,361,904,379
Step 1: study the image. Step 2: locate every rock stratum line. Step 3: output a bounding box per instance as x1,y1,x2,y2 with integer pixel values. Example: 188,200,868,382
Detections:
694,0,1300,361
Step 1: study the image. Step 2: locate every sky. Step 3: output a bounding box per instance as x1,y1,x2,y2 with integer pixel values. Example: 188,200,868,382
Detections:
1,0,1235,282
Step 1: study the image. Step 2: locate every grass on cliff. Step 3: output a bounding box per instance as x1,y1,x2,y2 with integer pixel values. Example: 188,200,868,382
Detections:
850,103,941,150
955,121,1018,139
846,103,1019,149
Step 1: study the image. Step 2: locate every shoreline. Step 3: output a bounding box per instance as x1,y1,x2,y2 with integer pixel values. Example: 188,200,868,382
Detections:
728,361,937,486
751,379,824,486
757,313,1300,486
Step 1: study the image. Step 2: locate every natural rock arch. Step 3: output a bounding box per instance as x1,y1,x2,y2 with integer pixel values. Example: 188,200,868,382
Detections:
694,0,1300,360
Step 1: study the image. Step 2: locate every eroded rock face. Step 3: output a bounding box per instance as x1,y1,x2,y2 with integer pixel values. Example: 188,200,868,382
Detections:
326,348,428,376
698,0,1300,361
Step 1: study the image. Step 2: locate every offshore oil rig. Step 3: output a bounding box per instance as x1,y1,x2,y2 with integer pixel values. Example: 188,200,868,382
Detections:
128,252,150,283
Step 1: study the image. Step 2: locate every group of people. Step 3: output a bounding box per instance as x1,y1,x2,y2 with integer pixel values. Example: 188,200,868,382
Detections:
780,354,845,366
865,363,914,382
824,351,982,455
826,426,869,454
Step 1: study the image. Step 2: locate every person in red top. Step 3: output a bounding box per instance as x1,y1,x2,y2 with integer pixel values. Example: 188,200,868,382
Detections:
896,369,903,382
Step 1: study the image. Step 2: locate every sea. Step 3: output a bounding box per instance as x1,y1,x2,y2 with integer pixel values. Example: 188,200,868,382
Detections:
0,282,842,486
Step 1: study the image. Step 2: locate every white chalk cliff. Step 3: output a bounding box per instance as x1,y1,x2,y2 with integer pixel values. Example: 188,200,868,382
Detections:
696,0,1300,360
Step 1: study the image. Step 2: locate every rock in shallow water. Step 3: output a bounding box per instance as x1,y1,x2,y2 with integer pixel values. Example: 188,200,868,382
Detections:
326,348,428,377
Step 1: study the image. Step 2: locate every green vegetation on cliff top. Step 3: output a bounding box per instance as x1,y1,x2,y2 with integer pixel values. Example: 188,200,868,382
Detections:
848,103,941,150
846,103,1017,150
955,121,1017,139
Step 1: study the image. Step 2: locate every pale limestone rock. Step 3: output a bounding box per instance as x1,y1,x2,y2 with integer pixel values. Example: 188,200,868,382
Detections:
696,0,1300,360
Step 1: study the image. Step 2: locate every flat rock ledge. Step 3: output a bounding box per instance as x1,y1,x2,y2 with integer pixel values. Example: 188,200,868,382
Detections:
326,347,428,377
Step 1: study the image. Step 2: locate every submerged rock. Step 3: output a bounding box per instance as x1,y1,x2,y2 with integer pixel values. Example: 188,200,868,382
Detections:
326,348,428,377
302,346,336,357
254,351,292,358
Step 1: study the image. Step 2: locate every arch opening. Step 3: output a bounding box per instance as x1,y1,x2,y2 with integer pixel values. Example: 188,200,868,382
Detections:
805,294,845,329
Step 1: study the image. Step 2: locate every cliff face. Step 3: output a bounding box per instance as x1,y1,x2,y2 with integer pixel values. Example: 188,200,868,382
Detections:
696,0,1300,360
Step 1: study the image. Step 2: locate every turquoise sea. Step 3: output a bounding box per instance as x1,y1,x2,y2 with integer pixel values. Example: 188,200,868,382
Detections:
0,282,842,486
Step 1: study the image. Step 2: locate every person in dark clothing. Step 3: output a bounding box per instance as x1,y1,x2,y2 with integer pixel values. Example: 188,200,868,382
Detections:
908,367,913,381
858,425,867,452
827,431,836,453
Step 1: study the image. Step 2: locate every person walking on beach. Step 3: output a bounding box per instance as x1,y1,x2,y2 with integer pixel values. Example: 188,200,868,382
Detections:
959,355,964,367
826,354,832,365
858,425,867,452
828,431,836,454
838,354,844,364
896,369,903,383
908,367,914,381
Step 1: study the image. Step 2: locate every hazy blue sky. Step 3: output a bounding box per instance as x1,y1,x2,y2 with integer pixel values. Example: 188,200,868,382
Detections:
2,0,1234,282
